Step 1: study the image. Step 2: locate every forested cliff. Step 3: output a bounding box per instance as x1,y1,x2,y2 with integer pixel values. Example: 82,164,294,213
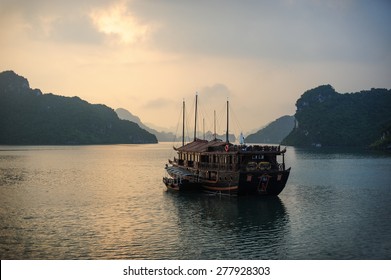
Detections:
282,85,391,148
0,71,157,145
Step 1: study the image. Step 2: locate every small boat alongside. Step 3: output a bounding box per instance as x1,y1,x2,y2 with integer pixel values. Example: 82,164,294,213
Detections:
163,96,291,196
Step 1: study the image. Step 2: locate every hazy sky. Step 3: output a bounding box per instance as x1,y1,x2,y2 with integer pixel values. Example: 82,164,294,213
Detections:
1,0,390,134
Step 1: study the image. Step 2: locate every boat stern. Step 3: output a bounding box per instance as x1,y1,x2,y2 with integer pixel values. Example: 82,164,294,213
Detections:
237,168,291,196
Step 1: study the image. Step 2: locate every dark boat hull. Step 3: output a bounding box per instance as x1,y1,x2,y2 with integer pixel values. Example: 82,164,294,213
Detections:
165,168,291,196
163,177,201,192
200,168,290,196
237,168,291,196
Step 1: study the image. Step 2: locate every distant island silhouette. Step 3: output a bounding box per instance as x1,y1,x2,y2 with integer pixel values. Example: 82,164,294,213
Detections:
245,115,295,144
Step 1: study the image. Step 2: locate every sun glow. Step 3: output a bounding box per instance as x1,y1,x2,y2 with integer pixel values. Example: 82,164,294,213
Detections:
90,0,149,45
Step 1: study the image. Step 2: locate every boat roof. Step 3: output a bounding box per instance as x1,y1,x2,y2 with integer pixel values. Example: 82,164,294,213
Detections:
176,138,286,154
176,138,226,153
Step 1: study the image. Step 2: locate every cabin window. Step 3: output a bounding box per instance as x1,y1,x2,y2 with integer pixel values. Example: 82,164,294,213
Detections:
209,172,217,180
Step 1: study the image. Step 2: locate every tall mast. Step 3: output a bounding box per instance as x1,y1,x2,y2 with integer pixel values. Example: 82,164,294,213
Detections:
226,98,229,143
182,99,185,147
203,118,205,140
214,110,217,140
194,93,198,141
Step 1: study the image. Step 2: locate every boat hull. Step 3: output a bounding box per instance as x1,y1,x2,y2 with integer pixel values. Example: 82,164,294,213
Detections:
237,168,291,196
163,177,201,192
164,168,290,196
200,168,290,196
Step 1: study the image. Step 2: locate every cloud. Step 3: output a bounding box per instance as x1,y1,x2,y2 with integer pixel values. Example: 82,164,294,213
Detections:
0,0,152,46
198,84,232,101
3,0,390,61
143,97,175,110
0,0,107,45
46,15,105,44
90,0,151,45
128,0,391,63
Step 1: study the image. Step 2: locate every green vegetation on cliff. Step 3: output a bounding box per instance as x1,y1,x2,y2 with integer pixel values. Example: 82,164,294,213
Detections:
0,71,157,145
370,121,391,149
282,85,391,148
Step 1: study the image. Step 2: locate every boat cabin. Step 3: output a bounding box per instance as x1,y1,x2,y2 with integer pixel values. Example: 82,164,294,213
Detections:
173,138,286,173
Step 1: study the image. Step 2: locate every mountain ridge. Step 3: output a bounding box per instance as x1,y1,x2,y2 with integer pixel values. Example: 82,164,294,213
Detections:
245,115,295,144
0,70,157,145
115,108,175,142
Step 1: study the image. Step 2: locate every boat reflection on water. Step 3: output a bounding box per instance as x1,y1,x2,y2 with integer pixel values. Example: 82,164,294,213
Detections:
163,191,289,259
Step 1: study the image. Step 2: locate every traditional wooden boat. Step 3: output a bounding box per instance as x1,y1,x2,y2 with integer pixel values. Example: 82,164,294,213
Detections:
163,96,291,196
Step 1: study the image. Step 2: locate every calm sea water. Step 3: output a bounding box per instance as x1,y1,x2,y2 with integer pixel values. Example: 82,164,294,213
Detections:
0,143,390,259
